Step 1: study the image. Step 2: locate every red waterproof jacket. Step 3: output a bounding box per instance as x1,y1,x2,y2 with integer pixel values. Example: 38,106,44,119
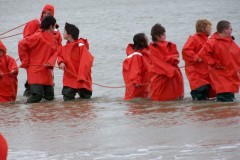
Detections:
198,32,240,94
0,133,8,160
0,41,18,102
149,41,184,101
58,39,94,91
122,44,150,100
182,33,212,90
23,4,62,46
18,31,58,85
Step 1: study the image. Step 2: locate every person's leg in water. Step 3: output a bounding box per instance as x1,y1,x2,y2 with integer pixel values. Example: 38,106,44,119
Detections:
43,85,54,101
190,84,210,100
26,84,43,103
23,81,31,97
77,88,92,99
62,86,76,101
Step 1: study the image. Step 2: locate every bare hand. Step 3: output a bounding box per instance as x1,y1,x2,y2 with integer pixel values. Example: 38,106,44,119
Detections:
59,63,65,70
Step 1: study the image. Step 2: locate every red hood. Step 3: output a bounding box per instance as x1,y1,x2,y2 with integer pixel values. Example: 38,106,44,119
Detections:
126,43,149,56
66,38,90,50
0,40,7,56
40,4,54,21
210,32,233,42
126,43,135,56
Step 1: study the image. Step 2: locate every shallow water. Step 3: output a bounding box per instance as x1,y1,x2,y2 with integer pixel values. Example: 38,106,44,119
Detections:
1,0,240,159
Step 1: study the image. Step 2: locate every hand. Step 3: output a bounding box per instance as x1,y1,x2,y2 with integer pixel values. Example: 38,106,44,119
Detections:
59,63,65,70
20,64,28,68
0,72,3,79
134,83,140,87
45,63,53,69
197,58,202,63
11,70,17,76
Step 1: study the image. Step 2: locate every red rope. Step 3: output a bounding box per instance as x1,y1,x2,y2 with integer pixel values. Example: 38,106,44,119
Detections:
0,23,26,36
0,33,22,40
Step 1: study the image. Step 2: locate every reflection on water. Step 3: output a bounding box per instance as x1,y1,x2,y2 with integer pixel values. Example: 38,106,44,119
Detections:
1,98,240,159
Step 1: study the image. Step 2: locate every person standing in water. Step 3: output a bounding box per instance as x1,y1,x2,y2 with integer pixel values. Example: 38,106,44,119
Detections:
122,33,150,100
22,4,62,97
58,23,94,101
182,19,215,100
198,20,240,102
18,16,58,103
148,23,184,101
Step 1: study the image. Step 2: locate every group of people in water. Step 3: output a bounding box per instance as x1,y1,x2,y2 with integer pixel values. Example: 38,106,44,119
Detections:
0,3,240,105
124,19,240,102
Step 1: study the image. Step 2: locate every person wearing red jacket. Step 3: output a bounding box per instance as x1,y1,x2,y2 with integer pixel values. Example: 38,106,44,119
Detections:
22,4,62,97
122,33,150,100
0,133,8,160
182,19,215,100
0,40,18,103
18,16,58,103
198,20,240,102
58,23,94,101
149,23,184,101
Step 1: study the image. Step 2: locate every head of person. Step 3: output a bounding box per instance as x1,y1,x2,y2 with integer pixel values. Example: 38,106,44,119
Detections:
63,22,79,41
151,23,166,42
133,33,148,50
0,40,6,57
195,19,212,36
40,16,56,32
41,4,54,21
217,20,232,38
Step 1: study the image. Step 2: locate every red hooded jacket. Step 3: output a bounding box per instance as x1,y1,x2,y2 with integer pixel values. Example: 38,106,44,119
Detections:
18,31,58,85
0,133,8,160
198,32,240,94
58,39,94,91
23,4,62,46
0,41,18,102
149,41,184,101
122,44,150,100
182,33,213,90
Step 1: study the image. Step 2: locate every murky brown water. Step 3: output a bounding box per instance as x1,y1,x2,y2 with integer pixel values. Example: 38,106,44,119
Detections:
1,0,240,159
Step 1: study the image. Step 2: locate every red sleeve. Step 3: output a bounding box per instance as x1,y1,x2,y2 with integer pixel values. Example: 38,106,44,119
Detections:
127,55,143,84
18,34,40,68
166,43,180,66
6,55,19,75
149,44,177,77
182,36,199,63
23,19,40,38
198,41,216,66
77,45,94,81
57,47,65,66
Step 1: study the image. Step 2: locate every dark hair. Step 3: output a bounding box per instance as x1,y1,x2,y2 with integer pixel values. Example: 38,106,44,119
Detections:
64,22,79,40
217,20,230,33
151,23,166,42
133,33,148,50
40,16,56,30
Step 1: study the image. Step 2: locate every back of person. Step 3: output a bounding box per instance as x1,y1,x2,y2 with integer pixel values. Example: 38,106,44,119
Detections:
18,16,58,103
123,39,150,100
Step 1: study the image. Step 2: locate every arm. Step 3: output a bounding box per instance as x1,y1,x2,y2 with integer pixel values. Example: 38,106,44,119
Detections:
23,19,40,38
6,55,18,76
182,36,199,63
18,34,40,68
